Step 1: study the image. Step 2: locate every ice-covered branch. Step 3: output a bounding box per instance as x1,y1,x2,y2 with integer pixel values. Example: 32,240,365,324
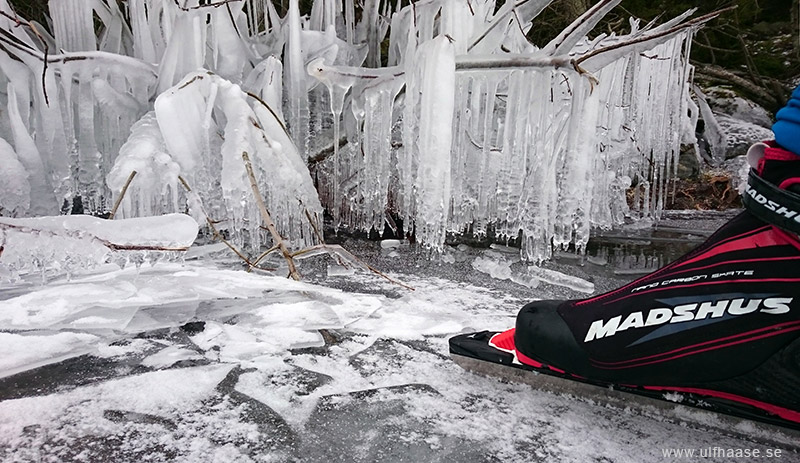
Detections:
172,0,243,10
467,0,546,53
455,54,573,71
0,27,157,78
0,215,198,252
0,214,198,280
241,151,301,280
541,0,622,56
574,7,732,70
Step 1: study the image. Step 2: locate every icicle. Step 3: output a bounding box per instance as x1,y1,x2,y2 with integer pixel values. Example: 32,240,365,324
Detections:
107,111,181,220
356,77,405,232
209,4,249,83
344,0,355,44
403,36,456,250
74,65,104,211
129,0,159,62
307,58,402,227
362,0,382,67
48,0,97,52
243,57,285,122
0,136,30,216
284,0,310,152
7,84,54,215
157,11,206,93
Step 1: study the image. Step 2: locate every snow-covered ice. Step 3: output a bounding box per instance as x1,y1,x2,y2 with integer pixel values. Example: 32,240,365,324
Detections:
1,215,797,462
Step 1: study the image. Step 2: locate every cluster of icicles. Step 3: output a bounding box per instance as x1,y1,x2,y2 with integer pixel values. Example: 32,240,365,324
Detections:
0,0,701,261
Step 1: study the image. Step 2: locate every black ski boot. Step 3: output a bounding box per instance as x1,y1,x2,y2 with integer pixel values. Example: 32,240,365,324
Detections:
450,142,800,429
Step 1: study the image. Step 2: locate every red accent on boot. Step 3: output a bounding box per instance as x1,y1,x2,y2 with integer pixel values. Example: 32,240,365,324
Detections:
489,329,516,352
489,329,547,368
675,226,800,268
759,142,799,175
779,178,800,190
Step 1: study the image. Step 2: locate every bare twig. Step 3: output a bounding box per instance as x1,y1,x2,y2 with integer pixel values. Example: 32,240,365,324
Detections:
242,151,301,280
245,91,290,134
108,170,137,219
172,0,242,11
251,243,280,267
177,175,192,192
27,22,49,105
304,208,325,244
292,244,414,291
301,202,413,291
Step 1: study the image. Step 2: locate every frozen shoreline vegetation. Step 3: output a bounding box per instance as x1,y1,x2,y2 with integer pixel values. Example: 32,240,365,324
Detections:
0,0,722,262
0,214,199,280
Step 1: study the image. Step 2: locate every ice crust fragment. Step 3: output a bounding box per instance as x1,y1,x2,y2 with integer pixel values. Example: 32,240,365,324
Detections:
0,214,198,278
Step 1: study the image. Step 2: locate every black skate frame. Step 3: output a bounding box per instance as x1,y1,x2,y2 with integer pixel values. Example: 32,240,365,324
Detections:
450,333,800,451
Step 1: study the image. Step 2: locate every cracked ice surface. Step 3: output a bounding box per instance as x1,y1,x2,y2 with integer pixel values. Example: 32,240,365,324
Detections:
1,229,798,462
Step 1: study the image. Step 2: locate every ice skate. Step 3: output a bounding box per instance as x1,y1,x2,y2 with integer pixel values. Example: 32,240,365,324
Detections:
451,140,800,432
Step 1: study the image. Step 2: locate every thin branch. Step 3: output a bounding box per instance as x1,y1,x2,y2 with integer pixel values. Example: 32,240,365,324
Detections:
455,55,573,71
307,135,348,165
172,0,243,11
177,175,275,272
0,10,51,104
22,21,48,105
304,208,325,244
511,8,527,39
251,243,280,267
692,34,734,55
244,91,290,134
108,170,137,219
242,151,301,280
292,244,414,291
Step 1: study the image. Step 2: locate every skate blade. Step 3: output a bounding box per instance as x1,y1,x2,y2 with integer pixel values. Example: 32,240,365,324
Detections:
452,353,800,450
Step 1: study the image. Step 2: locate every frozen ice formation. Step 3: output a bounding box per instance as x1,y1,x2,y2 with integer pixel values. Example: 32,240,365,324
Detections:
0,214,198,279
0,0,708,261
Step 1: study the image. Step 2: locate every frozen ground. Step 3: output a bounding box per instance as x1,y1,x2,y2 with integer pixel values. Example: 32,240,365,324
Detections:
1,210,798,462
